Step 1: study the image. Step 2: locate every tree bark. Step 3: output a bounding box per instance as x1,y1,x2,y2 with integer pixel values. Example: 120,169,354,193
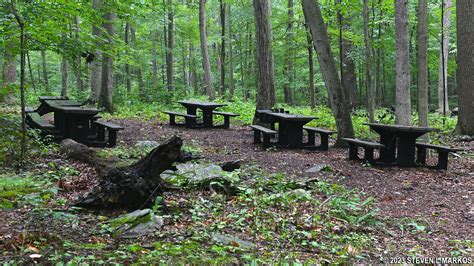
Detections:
417,0,428,133
199,0,214,99
61,136,183,210
125,22,132,94
26,51,36,92
456,0,474,135
98,11,115,113
395,0,412,125
219,0,226,95
364,0,375,122
89,0,102,104
253,0,276,110
73,16,84,92
227,4,235,98
438,0,451,114
152,30,159,90
41,50,49,93
61,56,68,97
302,0,354,145
305,23,316,109
166,0,174,92
1,42,16,104
283,0,295,105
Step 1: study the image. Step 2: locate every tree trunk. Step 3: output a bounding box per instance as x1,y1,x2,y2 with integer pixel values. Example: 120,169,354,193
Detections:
199,0,214,99
26,51,36,92
395,0,412,125
302,0,354,145
61,56,68,97
98,11,115,113
166,0,174,92
219,0,226,95
283,0,295,105
152,30,159,90
438,0,451,114
456,0,474,135
125,22,132,94
364,0,375,122
73,16,84,92
89,0,102,104
305,23,316,109
1,43,16,104
227,4,235,98
417,0,428,133
61,137,183,210
253,0,276,110
41,50,49,93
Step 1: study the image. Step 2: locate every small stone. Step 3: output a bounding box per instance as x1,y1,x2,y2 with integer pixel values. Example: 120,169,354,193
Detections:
134,141,160,149
306,164,331,174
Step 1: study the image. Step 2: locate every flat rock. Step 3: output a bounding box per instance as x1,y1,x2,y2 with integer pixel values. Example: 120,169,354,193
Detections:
306,164,331,173
211,232,255,249
134,140,160,149
120,215,164,238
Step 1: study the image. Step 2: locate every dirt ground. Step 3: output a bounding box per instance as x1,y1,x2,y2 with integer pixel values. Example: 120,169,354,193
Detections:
115,118,474,257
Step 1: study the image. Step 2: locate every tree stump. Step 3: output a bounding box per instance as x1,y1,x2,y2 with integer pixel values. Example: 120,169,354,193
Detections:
60,136,183,210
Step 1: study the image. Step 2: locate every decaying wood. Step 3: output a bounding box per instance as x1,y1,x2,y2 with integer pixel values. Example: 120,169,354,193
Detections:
60,136,183,210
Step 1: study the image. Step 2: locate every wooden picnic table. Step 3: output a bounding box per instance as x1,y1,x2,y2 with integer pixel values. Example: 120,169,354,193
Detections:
268,113,316,149
178,100,227,128
43,100,101,144
37,98,83,115
366,123,436,167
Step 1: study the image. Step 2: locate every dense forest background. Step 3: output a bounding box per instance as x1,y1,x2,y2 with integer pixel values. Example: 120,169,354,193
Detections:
0,0,460,113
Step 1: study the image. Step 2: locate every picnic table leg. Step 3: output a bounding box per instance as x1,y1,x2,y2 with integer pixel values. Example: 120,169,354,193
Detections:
348,143,359,160
416,146,427,165
378,133,396,163
287,123,304,149
396,135,417,167
277,122,288,146
202,108,214,128
253,130,262,144
223,116,231,129
108,130,118,147
436,151,449,170
306,130,316,146
185,107,197,127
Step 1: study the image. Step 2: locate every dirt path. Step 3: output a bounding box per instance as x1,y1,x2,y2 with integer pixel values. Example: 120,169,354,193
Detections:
115,118,474,257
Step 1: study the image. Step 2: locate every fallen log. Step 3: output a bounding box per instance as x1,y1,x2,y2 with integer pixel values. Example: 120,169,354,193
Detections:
60,136,183,210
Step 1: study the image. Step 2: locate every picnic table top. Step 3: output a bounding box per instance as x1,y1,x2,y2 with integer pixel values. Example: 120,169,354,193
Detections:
46,103,101,115
268,112,316,122
39,96,69,102
44,99,83,107
178,100,227,108
365,123,437,133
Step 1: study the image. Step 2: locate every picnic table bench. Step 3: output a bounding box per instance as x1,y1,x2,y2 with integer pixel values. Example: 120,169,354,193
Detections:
213,111,239,129
342,138,385,163
94,120,124,147
303,126,336,151
416,143,463,170
26,112,56,132
249,125,277,149
163,111,197,127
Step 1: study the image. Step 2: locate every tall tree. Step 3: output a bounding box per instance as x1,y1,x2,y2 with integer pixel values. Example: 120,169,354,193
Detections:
283,0,295,105
1,38,16,104
417,0,428,132
125,22,132,93
219,0,226,95
166,0,174,92
61,55,68,97
151,30,159,90
438,0,451,114
253,0,276,110
41,49,49,92
302,0,354,145
88,0,102,104
456,0,474,135
73,16,83,92
98,9,115,113
395,0,412,125
363,0,375,122
227,4,235,98
199,0,214,99
305,22,316,109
